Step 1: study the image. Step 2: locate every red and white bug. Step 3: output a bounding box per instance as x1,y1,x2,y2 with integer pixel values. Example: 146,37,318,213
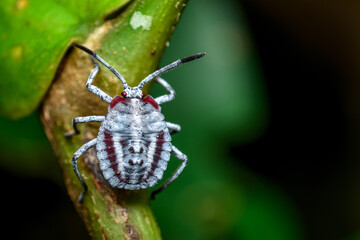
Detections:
66,44,205,202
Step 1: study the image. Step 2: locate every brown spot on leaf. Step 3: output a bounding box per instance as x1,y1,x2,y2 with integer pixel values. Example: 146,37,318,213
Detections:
125,223,140,240
16,0,28,10
107,203,112,212
102,227,108,240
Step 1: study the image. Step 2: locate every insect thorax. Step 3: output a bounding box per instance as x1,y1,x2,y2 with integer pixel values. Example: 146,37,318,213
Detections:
96,97,172,190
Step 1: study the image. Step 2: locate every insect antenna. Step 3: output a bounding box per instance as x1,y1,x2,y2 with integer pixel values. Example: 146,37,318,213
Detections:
73,43,128,88
137,52,206,89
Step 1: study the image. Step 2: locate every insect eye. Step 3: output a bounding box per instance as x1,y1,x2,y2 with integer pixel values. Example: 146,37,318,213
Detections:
121,91,127,97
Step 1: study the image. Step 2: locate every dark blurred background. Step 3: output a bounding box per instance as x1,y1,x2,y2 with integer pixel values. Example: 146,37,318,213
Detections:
1,0,360,239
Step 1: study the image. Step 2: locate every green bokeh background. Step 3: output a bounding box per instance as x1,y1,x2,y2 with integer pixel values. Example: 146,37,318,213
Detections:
1,0,360,239
150,0,299,239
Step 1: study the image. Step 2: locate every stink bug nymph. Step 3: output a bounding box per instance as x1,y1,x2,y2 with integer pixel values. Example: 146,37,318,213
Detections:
66,44,205,202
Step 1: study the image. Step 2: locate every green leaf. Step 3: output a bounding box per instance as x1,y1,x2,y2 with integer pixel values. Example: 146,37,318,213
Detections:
0,0,130,119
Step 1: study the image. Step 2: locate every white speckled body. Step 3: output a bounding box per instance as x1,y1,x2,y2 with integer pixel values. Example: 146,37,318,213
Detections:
96,96,172,190
69,44,203,202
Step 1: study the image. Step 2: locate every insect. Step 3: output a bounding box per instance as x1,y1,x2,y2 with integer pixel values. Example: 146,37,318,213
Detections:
66,44,205,202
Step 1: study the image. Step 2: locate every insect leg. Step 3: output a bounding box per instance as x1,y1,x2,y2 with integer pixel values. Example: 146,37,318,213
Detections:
166,122,181,134
72,138,97,203
65,115,105,137
154,77,176,105
151,145,188,199
85,56,113,103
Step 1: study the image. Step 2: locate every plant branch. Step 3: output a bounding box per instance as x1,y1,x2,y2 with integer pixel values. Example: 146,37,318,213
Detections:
39,0,188,238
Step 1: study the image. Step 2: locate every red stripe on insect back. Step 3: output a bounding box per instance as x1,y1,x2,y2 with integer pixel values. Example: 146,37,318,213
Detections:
109,96,128,109
104,132,121,179
142,96,159,110
147,131,165,178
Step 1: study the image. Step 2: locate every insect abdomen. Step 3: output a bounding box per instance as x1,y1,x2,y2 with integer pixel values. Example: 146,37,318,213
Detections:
96,98,172,190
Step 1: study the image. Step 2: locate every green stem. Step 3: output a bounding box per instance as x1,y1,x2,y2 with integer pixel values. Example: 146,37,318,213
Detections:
40,0,188,239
